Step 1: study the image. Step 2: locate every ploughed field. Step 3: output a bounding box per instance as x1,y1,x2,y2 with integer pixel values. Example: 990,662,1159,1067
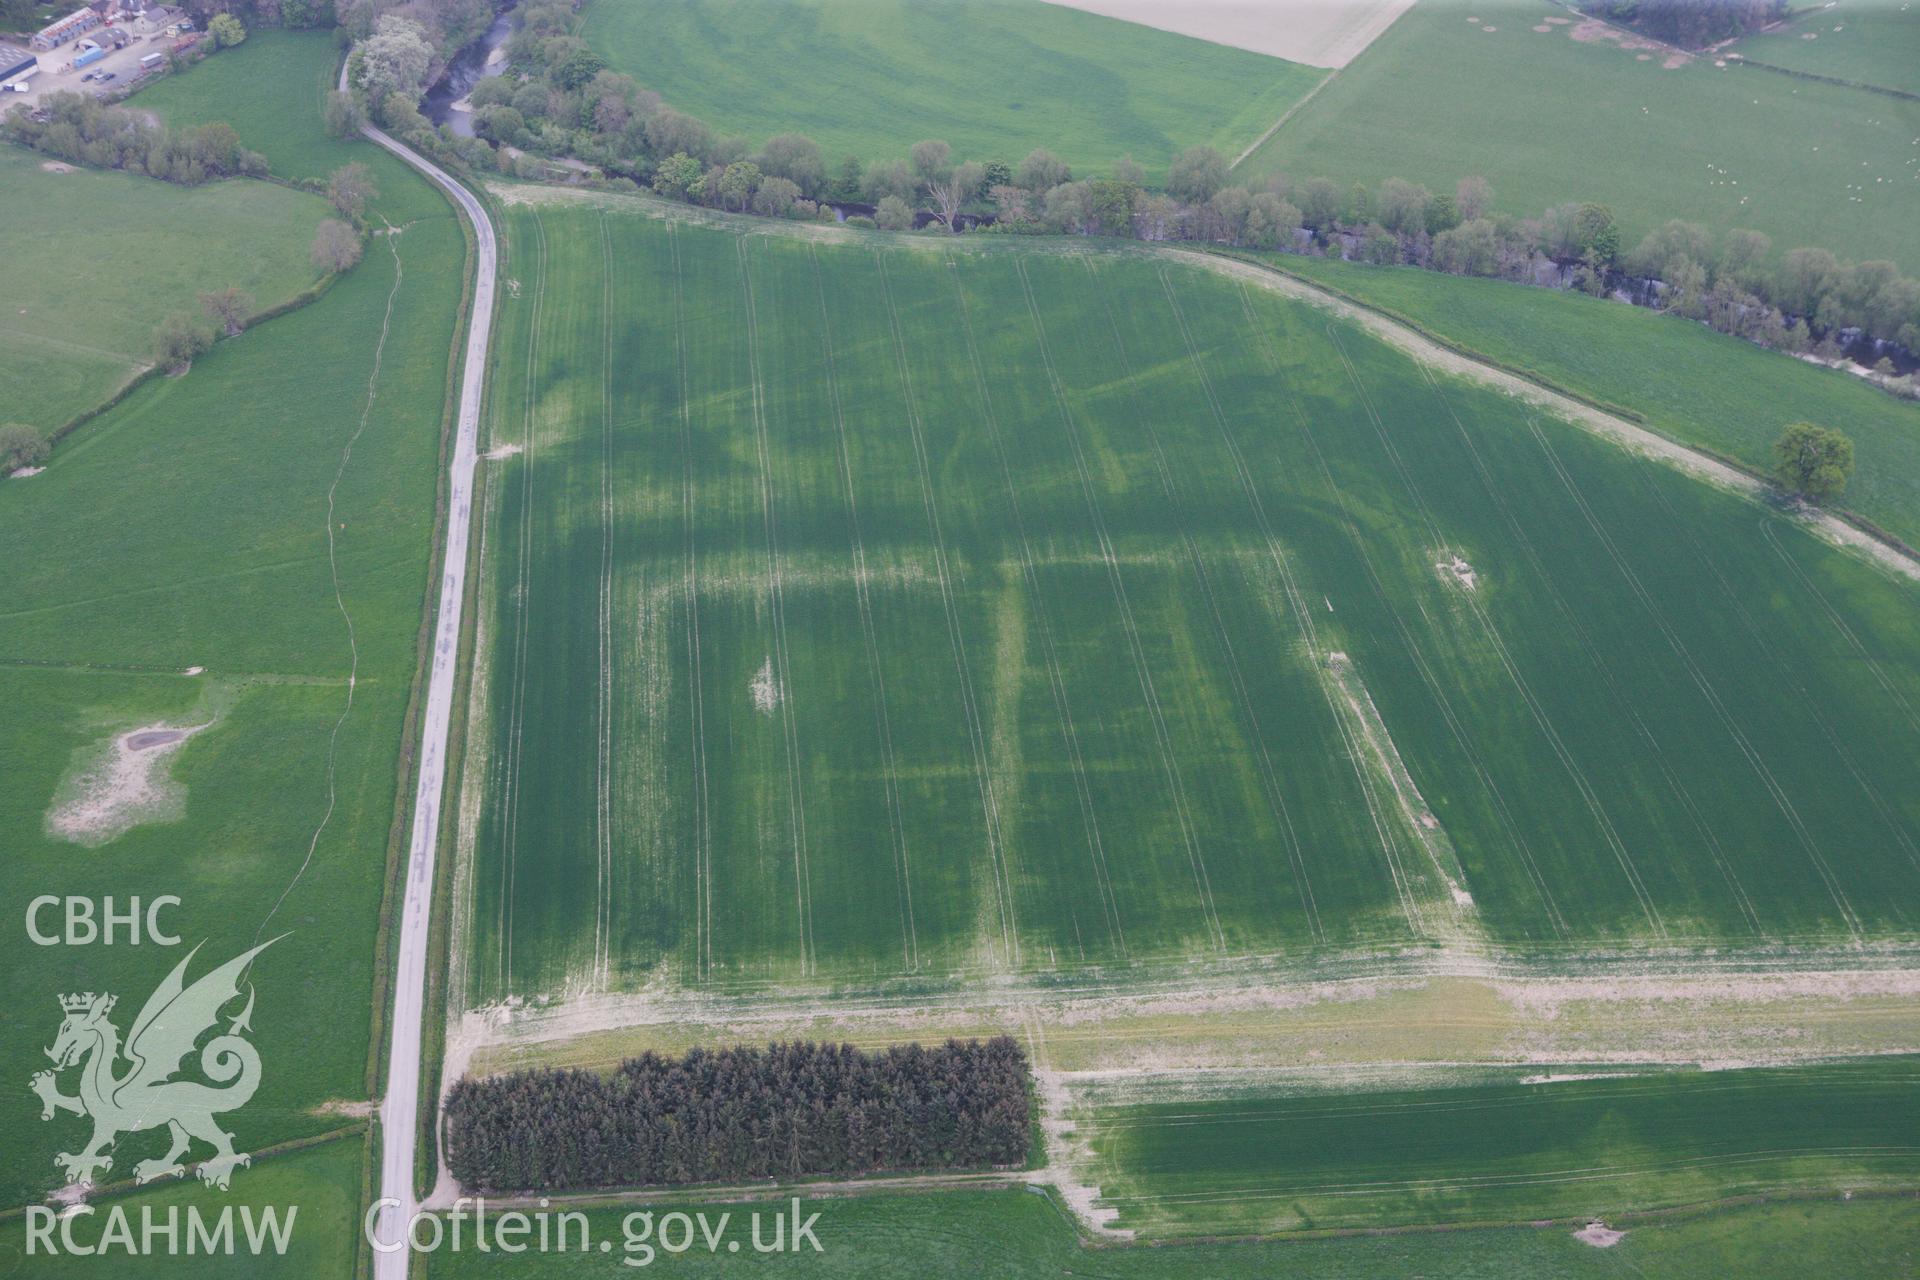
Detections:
457,200,1920,1005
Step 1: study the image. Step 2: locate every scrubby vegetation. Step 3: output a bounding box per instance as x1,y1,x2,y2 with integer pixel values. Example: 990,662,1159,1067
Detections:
444,1039,1033,1191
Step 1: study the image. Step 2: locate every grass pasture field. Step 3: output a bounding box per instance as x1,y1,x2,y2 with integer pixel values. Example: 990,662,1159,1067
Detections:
1080,1058,1920,1237
453,190,1920,1016
1262,253,1920,547
578,0,1325,181
0,144,330,436
135,29,452,224
0,1134,366,1277
1728,0,1920,95
0,55,462,1211
1238,0,1920,274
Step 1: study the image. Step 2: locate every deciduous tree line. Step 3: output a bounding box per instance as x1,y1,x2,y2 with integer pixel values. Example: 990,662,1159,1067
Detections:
1,95,266,185
373,3,1915,389
444,1038,1033,1192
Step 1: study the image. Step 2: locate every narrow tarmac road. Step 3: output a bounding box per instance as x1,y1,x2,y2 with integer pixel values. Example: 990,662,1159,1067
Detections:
341,72,497,1278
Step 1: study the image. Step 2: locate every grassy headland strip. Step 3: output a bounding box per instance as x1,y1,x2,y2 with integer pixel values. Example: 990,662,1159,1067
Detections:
1190,247,1920,583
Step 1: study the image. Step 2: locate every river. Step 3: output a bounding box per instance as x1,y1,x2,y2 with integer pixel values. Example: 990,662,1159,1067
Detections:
422,8,512,138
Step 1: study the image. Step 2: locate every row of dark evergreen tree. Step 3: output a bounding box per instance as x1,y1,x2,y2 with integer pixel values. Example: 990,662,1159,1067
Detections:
444,1037,1032,1191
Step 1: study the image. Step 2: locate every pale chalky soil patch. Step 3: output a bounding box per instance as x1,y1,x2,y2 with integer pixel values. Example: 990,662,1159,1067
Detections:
44,721,209,848
1037,0,1418,67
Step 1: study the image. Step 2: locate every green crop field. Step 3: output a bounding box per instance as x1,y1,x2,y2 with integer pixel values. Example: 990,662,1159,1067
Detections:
0,1135,365,1277
420,1184,1920,1277
0,46,462,1209
1263,253,1920,547
455,192,1920,1011
578,0,1325,180
1728,0,1920,95
0,145,330,436
1238,0,1920,275
1082,1058,1920,1237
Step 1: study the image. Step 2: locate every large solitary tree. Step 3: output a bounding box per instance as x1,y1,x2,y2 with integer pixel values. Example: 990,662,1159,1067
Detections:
311,219,364,274
1773,421,1854,504
326,163,378,222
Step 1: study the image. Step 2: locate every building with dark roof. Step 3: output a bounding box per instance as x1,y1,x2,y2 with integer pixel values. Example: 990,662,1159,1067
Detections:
0,43,37,83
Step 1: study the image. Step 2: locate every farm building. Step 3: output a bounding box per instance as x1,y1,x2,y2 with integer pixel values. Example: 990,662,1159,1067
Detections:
29,6,103,50
0,43,37,84
134,3,181,32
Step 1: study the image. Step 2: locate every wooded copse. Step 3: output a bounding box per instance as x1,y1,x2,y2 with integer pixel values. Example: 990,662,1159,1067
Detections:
443,1038,1034,1192
0,95,266,186
1578,0,1787,50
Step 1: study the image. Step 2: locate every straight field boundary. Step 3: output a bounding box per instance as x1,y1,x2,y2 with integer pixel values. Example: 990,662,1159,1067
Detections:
488,180,1920,584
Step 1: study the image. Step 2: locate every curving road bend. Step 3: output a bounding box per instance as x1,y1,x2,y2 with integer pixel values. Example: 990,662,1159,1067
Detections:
340,65,497,1280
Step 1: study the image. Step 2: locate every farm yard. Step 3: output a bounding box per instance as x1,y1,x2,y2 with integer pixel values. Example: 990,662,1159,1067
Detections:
0,144,329,436
577,0,1326,182
452,190,1920,1017
1238,0,1920,275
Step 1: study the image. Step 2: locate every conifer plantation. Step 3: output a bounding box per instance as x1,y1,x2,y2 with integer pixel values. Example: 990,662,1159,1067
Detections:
443,1038,1033,1191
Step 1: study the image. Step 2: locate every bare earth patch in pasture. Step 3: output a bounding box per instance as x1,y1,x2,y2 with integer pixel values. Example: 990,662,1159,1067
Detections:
1570,17,1663,51
11,465,45,478
1575,1220,1626,1247
40,161,75,174
1035,0,1417,67
44,720,210,847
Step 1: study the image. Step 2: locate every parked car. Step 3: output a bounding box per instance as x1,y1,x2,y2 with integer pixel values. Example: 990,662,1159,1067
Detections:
97,71,115,81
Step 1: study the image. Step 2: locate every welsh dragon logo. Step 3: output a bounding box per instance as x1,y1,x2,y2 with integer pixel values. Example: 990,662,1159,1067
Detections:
31,939,278,1191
